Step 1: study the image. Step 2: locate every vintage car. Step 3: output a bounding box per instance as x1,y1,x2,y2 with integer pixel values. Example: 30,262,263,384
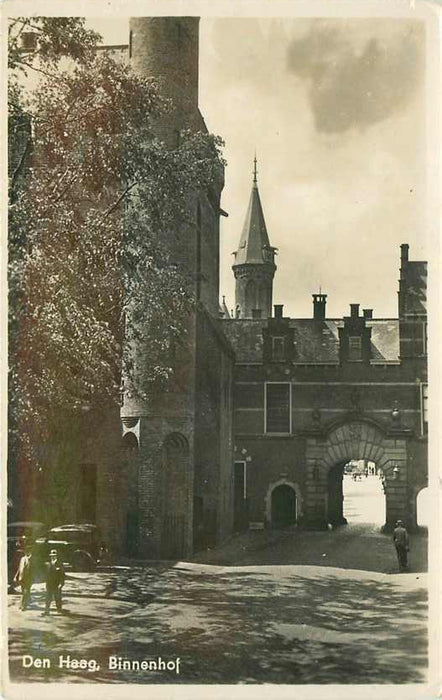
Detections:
33,523,103,572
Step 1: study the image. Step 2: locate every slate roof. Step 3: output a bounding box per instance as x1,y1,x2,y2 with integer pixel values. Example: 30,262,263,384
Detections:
222,318,400,364
233,179,274,266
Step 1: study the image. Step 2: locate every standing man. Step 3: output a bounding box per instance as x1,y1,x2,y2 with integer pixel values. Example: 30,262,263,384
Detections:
393,519,409,572
14,544,34,610
42,549,65,615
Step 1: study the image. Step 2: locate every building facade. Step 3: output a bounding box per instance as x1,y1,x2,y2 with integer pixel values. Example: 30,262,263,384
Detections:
224,171,428,533
10,17,428,561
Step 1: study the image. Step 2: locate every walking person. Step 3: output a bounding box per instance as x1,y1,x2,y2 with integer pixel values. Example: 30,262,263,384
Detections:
42,549,65,615
393,519,409,572
14,544,34,611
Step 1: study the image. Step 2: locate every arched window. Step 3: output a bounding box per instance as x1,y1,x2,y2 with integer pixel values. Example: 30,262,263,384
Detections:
162,433,189,557
245,280,257,314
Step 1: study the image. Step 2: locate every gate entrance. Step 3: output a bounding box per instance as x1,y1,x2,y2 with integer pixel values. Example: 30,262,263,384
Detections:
306,421,408,530
271,484,296,528
328,460,385,527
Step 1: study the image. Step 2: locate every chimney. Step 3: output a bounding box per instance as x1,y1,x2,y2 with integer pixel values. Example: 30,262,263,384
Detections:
274,304,283,319
363,309,373,320
312,294,327,321
350,303,360,319
252,308,262,319
400,243,409,266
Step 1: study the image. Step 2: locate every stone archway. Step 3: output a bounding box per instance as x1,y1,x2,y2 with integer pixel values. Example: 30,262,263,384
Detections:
305,420,408,529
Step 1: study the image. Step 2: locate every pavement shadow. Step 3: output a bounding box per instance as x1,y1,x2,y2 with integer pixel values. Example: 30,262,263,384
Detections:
9,563,427,685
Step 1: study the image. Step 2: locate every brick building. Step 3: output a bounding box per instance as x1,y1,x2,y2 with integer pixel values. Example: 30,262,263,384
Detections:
9,17,428,560
223,169,428,533
104,17,234,559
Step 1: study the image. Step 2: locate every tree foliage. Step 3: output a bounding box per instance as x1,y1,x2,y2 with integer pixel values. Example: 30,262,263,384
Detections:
8,18,225,459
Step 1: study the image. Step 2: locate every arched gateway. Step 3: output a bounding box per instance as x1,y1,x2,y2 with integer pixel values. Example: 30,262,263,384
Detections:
304,420,408,530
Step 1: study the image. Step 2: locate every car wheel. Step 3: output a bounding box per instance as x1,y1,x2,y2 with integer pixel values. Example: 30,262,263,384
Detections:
72,550,95,572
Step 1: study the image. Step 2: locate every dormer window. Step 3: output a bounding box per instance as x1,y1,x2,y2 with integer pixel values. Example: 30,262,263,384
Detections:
338,305,372,364
271,336,285,362
348,336,362,361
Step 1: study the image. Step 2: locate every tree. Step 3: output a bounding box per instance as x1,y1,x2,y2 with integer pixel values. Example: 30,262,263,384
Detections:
8,18,225,467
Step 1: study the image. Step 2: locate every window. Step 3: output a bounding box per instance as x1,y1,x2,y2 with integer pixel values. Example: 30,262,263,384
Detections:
265,383,291,434
348,336,362,361
421,383,428,435
271,336,285,362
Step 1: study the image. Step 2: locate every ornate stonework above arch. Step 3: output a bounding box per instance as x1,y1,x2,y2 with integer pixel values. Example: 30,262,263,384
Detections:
322,420,388,471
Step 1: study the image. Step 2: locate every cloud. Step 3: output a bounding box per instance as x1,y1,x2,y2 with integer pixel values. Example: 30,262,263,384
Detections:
287,20,424,134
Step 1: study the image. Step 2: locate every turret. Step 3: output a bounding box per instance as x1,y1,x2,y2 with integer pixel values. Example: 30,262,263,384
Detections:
232,157,277,318
129,18,203,144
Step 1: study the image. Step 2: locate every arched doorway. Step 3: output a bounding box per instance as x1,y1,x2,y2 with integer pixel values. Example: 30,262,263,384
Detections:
271,484,297,528
162,432,190,558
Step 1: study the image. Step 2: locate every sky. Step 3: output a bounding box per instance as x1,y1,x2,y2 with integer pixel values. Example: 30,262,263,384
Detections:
88,15,428,319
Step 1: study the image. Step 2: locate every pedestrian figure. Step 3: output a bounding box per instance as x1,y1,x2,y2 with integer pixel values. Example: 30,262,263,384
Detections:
42,549,65,615
393,519,409,571
14,545,34,611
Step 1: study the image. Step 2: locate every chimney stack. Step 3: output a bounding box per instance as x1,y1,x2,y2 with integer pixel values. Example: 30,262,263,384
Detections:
312,294,327,321
400,243,409,266
363,309,373,320
274,304,283,319
350,303,360,319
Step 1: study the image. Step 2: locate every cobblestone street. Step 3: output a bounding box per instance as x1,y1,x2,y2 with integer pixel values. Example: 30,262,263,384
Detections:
8,483,428,687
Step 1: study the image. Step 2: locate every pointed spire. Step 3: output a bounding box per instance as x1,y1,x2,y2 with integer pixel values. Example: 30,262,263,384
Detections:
233,156,274,266
232,157,277,319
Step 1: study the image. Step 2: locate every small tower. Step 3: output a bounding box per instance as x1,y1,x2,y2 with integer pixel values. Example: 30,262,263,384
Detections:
129,17,201,144
232,157,277,319
117,17,229,562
